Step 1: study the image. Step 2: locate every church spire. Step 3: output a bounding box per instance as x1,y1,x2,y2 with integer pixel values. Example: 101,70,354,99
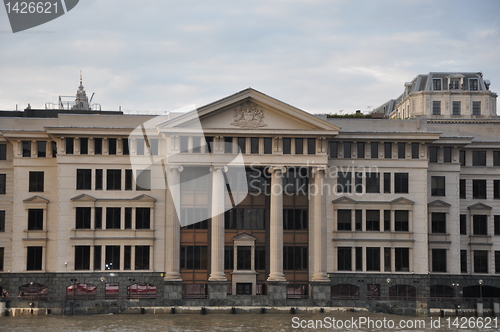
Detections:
73,71,90,110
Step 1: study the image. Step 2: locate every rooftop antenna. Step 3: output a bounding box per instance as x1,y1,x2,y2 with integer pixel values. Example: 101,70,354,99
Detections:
89,93,95,103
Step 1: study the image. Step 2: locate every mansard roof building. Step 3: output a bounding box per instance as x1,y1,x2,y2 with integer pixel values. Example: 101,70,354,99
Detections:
0,74,499,313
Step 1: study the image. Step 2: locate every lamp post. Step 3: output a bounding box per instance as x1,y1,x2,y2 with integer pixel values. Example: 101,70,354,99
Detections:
479,280,483,300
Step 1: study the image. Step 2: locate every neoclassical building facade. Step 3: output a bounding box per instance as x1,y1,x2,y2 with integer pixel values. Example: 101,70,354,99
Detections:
0,73,499,311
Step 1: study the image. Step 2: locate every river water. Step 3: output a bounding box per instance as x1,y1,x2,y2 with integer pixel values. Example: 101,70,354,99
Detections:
0,312,491,331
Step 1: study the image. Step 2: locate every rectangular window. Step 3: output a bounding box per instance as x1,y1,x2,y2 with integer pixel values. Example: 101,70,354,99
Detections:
307,138,316,155
0,210,5,232
443,147,452,163
124,245,131,270
29,171,44,192
106,169,122,190
37,141,46,157
74,246,90,270
250,137,259,154
263,137,272,154
105,246,120,270
66,137,74,154
371,142,378,159
431,212,446,233
224,246,234,270
0,144,6,160
337,247,352,271
224,137,233,154
411,143,419,159
95,169,103,190
27,246,43,271
395,210,409,231
28,209,43,230
432,101,441,115
429,146,438,162
472,179,487,199
431,176,445,196
355,209,362,231
473,215,487,235
0,174,5,194
125,169,133,190
136,169,151,191
460,250,467,273
460,179,466,199
395,248,409,272
282,138,291,154
254,246,265,270
94,245,102,270
283,209,308,230
22,140,31,157
452,101,461,115
343,142,351,158
366,172,380,193
355,247,362,271
366,210,380,231
357,142,365,158
474,250,488,273
124,207,132,229
384,247,391,272
383,173,391,193
295,138,303,155
337,209,351,231
470,78,478,91
237,137,246,154
76,169,91,190
494,151,500,166
384,210,391,231
137,138,145,155
237,246,252,270
366,247,380,271
394,173,409,193
75,207,91,229
355,172,363,194
460,150,466,166
472,101,481,115
135,246,150,270
473,151,486,166
460,214,467,235
236,283,252,295
149,139,158,155
337,172,351,193
0,247,3,271
180,246,208,270
329,141,338,158
397,142,405,159
78,138,88,155
95,207,102,229
205,136,213,153
432,249,447,272
106,207,121,229
433,78,441,90
495,216,500,235
123,139,130,155
384,142,392,158
136,208,151,229
94,138,102,155
496,252,500,274
108,138,117,155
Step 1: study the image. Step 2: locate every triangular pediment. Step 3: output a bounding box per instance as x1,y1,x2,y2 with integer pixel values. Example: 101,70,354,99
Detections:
468,202,492,210
158,88,340,134
23,195,49,203
233,232,257,242
332,196,357,204
391,197,415,205
71,194,97,202
428,200,451,208
131,194,156,202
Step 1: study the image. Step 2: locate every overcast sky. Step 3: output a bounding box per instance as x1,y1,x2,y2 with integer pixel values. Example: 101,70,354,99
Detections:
1,0,499,114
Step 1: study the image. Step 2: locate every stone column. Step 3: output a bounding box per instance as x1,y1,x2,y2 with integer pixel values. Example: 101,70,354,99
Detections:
267,166,286,282
164,166,183,281
209,166,227,281
312,166,329,281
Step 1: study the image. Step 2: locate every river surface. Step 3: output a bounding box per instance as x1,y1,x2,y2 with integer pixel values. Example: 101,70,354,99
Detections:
0,312,492,331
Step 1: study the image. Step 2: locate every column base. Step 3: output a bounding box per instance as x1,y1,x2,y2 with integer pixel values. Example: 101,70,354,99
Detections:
311,272,330,282
267,273,286,282
163,280,183,306
163,273,182,282
208,281,229,306
267,280,288,306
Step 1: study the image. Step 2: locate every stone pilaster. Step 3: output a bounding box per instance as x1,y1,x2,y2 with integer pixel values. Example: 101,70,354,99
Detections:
311,166,329,281
164,166,183,281
208,166,227,281
267,166,286,282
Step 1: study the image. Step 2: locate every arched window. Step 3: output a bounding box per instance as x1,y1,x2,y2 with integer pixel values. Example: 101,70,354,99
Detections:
388,285,416,300
463,285,500,298
430,285,454,298
18,283,48,300
66,283,97,300
127,283,156,299
331,284,359,299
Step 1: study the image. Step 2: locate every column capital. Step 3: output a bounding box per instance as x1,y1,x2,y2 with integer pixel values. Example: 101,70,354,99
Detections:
167,165,184,173
210,165,228,173
268,166,286,175
311,165,328,174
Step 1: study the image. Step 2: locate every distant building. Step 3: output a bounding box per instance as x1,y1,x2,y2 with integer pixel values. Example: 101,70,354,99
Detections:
0,74,499,313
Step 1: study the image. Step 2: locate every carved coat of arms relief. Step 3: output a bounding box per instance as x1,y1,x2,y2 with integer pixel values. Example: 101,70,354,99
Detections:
230,102,267,128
